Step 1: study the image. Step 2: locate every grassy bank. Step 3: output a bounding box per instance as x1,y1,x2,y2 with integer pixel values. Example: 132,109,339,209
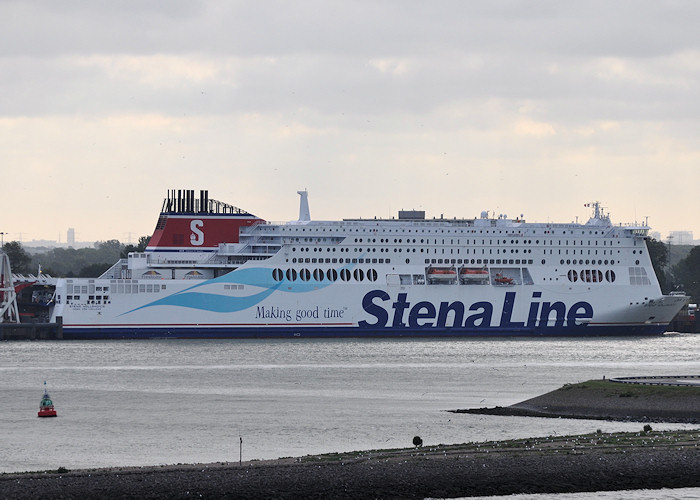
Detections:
560,379,700,397
458,378,700,423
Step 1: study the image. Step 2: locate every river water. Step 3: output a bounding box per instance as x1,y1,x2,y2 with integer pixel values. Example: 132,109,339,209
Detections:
1,334,698,495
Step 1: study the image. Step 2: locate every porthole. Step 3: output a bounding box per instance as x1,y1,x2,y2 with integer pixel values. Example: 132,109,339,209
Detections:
286,269,297,281
340,269,351,281
272,268,284,281
313,269,324,281
327,269,338,281
353,269,364,281
300,269,311,281
367,269,378,281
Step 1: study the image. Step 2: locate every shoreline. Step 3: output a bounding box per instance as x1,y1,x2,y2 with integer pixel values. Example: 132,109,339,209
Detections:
455,378,700,423
2,429,699,499
4,379,698,498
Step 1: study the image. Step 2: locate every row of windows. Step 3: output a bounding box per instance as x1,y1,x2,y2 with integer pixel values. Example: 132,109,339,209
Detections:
66,282,170,301
426,258,535,265
272,268,379,283
293,238,630,248
291,258,391,264
344,237,627,246
287,257,541,266
64,294,112,305
567,270,617,283
560,259,617,266
277,226,611,236
291,245,637,258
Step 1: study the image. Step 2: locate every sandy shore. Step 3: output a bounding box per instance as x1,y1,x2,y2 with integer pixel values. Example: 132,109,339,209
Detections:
1,429,699,499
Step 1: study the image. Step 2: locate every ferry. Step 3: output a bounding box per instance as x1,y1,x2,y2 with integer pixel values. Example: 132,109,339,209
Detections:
47,189,687,339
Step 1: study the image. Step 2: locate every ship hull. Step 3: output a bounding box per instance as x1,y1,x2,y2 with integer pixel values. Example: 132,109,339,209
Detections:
60,324,669,339
53,267,685,339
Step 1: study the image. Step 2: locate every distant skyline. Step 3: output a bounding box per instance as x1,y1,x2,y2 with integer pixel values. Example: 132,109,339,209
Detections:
3,1,700,242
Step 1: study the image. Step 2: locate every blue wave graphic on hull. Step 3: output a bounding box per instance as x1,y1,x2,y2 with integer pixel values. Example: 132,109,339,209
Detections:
126,286,280,314
120,264,354,316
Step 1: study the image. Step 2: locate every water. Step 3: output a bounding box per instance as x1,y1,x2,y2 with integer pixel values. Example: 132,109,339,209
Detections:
1,334,698,478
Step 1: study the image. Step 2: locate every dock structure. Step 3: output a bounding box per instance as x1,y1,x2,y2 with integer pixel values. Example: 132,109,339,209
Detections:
0,318,63,340
0,250,63,340
0,251,20,324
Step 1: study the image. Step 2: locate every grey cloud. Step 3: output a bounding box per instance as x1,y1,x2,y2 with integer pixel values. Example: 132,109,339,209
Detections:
3,1,699,58
2,0,700,125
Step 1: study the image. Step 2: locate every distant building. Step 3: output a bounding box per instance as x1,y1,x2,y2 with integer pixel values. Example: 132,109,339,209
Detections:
67,228,75,246
669,231,694,245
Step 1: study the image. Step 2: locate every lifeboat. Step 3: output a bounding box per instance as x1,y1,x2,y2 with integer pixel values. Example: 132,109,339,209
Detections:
459,268,489,282
494,273,514,285
426,267,457,282
38,382,57,418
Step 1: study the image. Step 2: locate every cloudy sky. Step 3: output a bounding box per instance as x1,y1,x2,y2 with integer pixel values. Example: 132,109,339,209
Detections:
2,0,699,244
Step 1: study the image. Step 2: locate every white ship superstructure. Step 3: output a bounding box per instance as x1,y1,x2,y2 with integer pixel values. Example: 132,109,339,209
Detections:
48,190,687,338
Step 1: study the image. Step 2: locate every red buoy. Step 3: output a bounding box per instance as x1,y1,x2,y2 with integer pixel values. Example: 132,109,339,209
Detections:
38,381,57,418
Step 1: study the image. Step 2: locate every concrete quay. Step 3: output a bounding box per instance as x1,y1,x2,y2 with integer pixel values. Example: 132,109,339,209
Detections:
0,319,63,340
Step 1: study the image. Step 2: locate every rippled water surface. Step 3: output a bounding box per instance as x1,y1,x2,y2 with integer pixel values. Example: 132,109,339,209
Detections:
1,334,698,475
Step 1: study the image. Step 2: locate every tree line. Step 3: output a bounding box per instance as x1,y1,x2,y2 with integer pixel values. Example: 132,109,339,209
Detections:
2,237,149,278
2,237,699,302
628,239,699,302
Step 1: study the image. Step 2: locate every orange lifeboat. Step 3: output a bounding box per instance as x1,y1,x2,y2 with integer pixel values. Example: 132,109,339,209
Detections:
38,382,57,418
427,267,457,282
459,267,489,283
494,273,514,285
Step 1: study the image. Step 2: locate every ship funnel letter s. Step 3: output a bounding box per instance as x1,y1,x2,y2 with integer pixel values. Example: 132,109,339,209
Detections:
190,220,204,246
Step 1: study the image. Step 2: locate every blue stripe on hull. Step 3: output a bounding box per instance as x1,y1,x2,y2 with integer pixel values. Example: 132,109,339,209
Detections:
61,324,668,339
